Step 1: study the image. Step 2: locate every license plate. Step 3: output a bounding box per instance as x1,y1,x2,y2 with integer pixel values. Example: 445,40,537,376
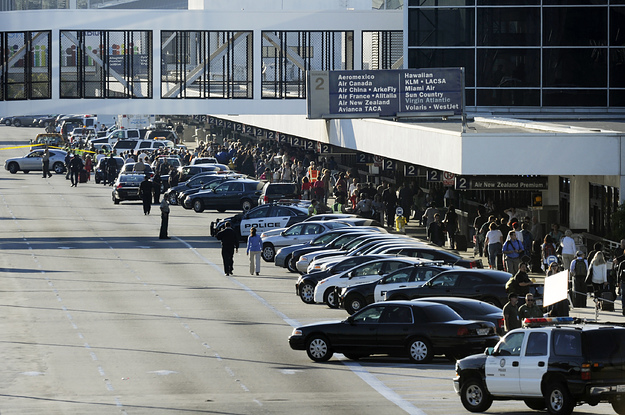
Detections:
477,328,489,335
617,385,625,392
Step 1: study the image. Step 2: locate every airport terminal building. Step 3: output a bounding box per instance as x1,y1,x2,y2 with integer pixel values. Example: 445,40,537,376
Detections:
1,0,625,240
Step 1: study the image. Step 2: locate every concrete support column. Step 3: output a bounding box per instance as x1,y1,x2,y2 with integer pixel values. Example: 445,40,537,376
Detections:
569,176,589,231
544,175,560,206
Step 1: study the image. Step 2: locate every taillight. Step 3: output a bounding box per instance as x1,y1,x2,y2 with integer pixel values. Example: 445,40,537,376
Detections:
497,318,504,332
457,327,469,336
470,261,478,268
581,363,591,380
263,195,269,203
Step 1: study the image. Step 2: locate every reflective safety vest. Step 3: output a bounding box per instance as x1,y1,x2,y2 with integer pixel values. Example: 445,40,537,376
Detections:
308,167,319,182
333,203,343,213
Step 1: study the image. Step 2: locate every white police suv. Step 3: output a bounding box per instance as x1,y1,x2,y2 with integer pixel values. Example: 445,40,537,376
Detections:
454,317,625,415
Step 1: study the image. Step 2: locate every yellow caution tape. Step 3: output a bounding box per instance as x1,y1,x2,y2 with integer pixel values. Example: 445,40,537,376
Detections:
0,144,95,154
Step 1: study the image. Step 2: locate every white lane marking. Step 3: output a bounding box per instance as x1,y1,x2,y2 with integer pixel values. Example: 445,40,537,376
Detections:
147,370,178,375
178,236,426,415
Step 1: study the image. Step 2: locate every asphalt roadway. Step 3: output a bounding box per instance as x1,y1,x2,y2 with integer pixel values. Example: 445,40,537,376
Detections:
0,126,621,415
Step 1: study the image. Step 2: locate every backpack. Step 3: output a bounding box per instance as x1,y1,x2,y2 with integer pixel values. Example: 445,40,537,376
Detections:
572,259,587,278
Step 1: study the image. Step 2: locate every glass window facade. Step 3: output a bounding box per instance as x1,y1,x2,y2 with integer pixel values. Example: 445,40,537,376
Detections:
362,31,403,70
407,3,625,107
261,31,354,99
0,31,51,100
161,31,252,99
60,30,152,98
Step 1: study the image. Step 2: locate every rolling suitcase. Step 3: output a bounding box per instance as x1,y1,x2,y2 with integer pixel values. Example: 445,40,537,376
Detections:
600,290,615,311
79,169,88,183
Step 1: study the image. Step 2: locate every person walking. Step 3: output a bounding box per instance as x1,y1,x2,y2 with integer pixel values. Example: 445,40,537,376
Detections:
560,229,576,270
41,147,52,178
139,174,153,215
587,251,608,298
502,230,524,275
216,222,239,275
69,153,83,187
247,227,262,275
159,199,170,239
484,222,503,269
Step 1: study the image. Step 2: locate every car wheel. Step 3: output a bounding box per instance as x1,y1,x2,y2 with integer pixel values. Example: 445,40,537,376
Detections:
241,199,253,211
4,119,11,126
53,162,64,174
407,337,433,364
168,193,177,205
8,162,19,174
460,377,493,412
524,398,546,410
306,335,333,362
299,282,315,304
286,255,298,273
323,288,338,308
13,119,21,127
192,199,204,213
262,243,275,262
612,396,625,415
545,382,574,415
113,196,120,205
43,121,50,128
345,293,366,315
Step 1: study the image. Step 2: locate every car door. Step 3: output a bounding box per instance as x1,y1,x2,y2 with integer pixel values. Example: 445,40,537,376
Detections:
454,273,487,300
376,305,415,354
274,206,302,228
374,267,415,303
417,272,461,297
339,261,385,289
294,223,324,244
240,205,273,236
23,150,44,170
519,331,550,396
331,305,382,353
485,331,525,395
226,182,244,208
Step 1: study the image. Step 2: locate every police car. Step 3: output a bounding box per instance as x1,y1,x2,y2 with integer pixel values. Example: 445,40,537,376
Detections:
210,203,308,239
453,317,625,415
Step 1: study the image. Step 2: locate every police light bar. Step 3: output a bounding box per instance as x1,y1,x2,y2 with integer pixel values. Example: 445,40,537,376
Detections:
523,317,576,327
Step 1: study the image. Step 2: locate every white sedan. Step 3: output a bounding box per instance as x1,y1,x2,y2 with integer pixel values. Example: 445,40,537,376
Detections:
313,257,427,308
260,220,351,262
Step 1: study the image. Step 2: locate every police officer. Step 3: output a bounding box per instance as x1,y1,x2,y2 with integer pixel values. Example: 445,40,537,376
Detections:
216,222,239,275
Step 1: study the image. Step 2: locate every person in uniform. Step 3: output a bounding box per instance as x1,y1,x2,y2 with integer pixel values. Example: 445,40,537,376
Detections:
139,174,153,215
216,222,239,275
503,293,522,332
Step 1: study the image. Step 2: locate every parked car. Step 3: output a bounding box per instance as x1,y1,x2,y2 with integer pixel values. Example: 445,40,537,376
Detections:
258,182,300,205
5,149,66,174
454,320,625,413
210,203,309,239
296,254,392,304
29,133,67,151
0,115,15,126
11,114,50,127
112,173,146,204
383,268,530,308
413,297,506,335
189,156,218,165
373,245,484,269
288,301,499,363
164,173,226,205
177,163,230,182
182,178,263,213
260,220,353,262
338,263,455,314
313,257,428,308
275,228,383,272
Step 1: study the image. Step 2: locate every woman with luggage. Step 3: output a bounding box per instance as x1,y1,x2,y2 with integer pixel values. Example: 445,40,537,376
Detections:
587,252,609,300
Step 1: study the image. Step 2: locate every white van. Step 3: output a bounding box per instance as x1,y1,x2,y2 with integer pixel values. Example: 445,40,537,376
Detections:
113,139,174,153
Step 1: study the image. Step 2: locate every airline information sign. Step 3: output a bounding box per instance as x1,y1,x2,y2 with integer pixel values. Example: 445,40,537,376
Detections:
307,68,464,119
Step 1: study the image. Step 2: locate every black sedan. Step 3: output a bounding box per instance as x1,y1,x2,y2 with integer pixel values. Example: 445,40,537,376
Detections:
182,179,263,212
338,263,455,314
165,173,235,205
413,297,505,335
112,173,147,204
288,301,499,363
383,269,513,307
